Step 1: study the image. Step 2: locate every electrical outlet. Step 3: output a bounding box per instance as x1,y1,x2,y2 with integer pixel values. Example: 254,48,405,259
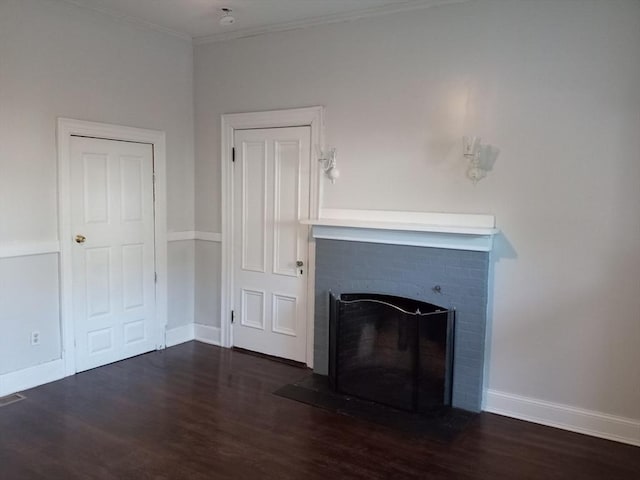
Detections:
30,331,40,346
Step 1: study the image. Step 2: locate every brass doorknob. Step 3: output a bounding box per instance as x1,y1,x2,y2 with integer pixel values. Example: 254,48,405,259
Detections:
296,260,304,267
75,234,86,244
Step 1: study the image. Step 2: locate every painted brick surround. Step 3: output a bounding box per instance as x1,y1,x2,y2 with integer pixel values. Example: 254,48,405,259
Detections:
313,239,490,412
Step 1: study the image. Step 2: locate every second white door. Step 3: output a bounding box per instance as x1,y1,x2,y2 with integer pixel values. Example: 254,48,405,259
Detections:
70,136,157,372
233,126,311,363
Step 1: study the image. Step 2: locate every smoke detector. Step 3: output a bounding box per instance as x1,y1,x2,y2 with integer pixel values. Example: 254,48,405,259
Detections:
219,8,235,26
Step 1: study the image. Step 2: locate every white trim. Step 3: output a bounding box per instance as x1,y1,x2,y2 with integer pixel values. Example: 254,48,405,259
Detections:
194,0,470,45
309,225,495,251
167,231,222,242
195,231,222,242
165,324,195,347
306,209,498,251
319,208,496,229
58,0,469,46
167,231,196,242
0,241,60,259
57,118,168,377
194,324,221,346
0,359,66,398
221,107,323,368
485,389,640,447
58,0,192,42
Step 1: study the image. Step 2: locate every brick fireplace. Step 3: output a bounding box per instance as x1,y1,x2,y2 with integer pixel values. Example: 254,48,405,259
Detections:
305,210,497,412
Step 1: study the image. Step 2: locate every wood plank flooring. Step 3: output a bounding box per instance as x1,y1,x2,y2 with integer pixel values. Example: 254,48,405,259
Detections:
0,342,638,479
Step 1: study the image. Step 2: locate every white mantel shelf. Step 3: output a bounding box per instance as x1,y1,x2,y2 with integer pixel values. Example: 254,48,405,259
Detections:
302,209,499,252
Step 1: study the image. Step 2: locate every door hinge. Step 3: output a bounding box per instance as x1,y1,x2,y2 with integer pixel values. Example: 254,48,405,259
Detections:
155,272,158,283
232,147,235,163
231,310,235,324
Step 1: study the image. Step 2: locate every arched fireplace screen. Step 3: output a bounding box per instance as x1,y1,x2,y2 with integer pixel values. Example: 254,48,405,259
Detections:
329,293,455,413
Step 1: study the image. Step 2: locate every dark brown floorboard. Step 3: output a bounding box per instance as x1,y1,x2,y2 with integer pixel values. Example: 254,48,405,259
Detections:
0,342,638,479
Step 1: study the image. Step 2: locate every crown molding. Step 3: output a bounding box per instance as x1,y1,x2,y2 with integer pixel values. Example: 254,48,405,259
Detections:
57,0,193,42
193,0,471,45
56,0,471,46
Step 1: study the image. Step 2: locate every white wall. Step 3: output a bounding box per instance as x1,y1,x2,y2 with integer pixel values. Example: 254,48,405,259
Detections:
0,254,60,374
194,240,221,327
0,0,195,377
167,241,195,329
194,0,640,431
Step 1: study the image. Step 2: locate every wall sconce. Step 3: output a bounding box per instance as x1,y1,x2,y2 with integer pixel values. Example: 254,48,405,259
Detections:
463,136,487,184
318,147,340,183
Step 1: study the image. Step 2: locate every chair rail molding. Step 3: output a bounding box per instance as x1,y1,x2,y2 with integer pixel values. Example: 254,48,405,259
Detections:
0,241,61,259
167,231,222,242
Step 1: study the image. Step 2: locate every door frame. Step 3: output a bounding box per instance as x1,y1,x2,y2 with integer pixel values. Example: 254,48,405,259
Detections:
221,107,324,367
57,118,168,376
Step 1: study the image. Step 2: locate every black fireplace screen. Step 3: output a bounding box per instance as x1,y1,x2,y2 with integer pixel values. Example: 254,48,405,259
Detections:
329,293,455,413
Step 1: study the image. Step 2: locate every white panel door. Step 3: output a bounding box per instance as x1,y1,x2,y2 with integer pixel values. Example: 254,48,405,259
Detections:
70,136,157,372
233,127,311,362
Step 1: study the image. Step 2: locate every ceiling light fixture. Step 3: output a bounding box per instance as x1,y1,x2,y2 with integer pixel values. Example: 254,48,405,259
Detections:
219,8,235,26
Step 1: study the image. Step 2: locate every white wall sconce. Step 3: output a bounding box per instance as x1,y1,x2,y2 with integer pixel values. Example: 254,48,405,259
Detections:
318,147,340,183
463,136,495,184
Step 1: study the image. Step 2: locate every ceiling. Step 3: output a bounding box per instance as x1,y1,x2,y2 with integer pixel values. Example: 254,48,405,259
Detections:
62,0,451,43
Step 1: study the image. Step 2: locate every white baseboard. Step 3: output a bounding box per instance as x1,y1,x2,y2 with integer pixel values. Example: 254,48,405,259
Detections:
0,326,222,398
165,324,195,347
485,389,640,447
166,324,221,347
194,324,221,346
0,359,66,397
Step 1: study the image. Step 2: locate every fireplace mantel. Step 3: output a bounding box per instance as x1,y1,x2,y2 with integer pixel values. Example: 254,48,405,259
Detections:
302,209,499,252
311,208,495,411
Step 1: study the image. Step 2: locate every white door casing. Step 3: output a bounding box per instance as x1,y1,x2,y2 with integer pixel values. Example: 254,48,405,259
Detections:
58,118,167,377
220,107,324,367
69,136,156,372
232,127,311,362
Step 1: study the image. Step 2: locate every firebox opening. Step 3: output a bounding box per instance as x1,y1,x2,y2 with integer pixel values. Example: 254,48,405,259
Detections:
329,292,455,414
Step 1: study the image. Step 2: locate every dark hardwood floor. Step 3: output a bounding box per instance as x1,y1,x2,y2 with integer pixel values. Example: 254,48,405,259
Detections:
1,342,638,479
